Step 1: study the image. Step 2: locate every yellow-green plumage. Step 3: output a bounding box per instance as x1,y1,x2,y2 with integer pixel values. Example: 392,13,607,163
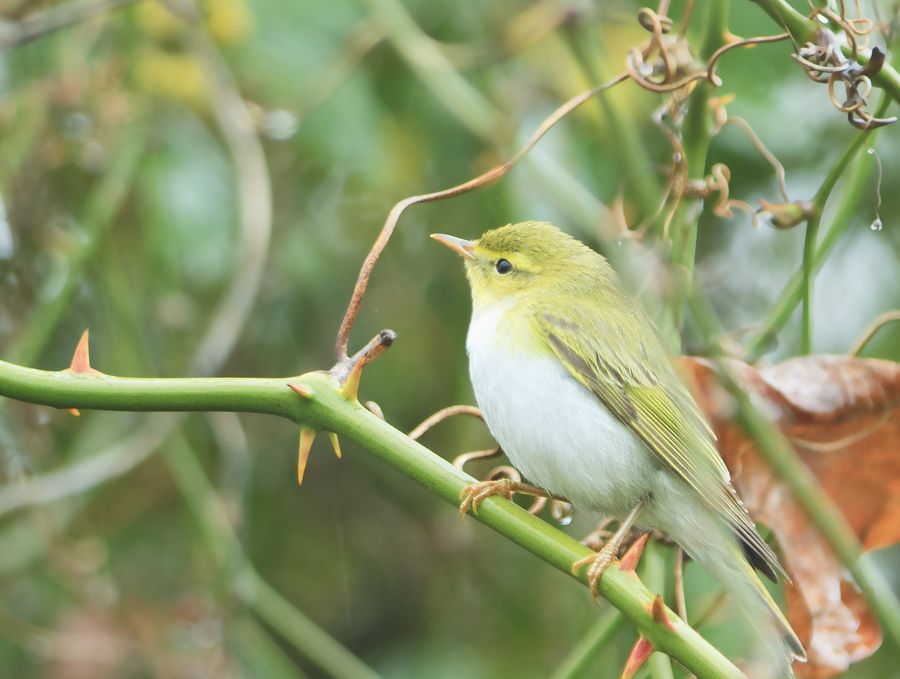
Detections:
435,221,805,675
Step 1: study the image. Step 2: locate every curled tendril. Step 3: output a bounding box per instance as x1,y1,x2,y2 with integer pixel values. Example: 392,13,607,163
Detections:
452,447,501,469
791,18,896,129
706,32,790,86
627,7,707,95
681,163,753,220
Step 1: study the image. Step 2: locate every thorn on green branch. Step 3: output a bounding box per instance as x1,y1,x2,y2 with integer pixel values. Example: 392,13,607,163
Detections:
287,382,314,399
65,329,103,376
296,427,317,486
619,532,650,573
622,636,654,679
651,594,676,631
328,432,342,459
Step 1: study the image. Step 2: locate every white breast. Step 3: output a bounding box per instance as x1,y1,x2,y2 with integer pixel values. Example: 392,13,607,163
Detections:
466,301,655,514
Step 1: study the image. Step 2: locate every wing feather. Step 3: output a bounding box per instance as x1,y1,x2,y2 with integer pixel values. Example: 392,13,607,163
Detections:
540,305,786,581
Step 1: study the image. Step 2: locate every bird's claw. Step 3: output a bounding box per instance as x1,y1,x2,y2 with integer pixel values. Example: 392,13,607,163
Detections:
458,478,514,516
571,542,619,599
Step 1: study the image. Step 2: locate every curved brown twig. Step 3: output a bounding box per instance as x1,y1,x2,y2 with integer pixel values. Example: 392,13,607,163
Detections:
706,33,790,86
721,116,790,203
408,405,482,440
333,73,629,360
452,447,502,469
849,310,900,356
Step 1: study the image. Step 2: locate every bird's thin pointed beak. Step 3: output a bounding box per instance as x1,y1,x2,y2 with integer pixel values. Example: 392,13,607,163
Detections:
431,233,475,259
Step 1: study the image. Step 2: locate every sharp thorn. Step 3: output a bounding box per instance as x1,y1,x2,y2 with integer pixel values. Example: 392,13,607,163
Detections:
328,432,342,459
619,532,650,573
297,427,317,486
339,360,364,401
364,401,385,419
288,383,314,399
650,594,675,630
620,636,654,679
68,408,81,417
66,329,102,375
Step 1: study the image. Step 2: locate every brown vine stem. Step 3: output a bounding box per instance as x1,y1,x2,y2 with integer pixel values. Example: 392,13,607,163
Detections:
333,73,629,361
408,405,482,440
706,32,791,86
848,310,900,356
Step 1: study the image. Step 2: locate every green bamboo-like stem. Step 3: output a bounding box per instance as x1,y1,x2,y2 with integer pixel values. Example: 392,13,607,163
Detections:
4,122,147,365
360,0,500,139
799,95,888,355
644,543,676,679
691,295,900,650
799,210,820,355
231,616,309,679
162,435,379,679
751,0,900,102
664,0,728,345
550,607,626,679
746,95,890,359
0,360,743,678
563,26,659,221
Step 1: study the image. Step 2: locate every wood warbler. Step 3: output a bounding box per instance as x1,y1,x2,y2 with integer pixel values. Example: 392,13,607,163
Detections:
432,222,805,677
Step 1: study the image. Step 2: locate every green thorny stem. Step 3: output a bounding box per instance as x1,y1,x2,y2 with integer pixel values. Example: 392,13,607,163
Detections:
0,355,744,678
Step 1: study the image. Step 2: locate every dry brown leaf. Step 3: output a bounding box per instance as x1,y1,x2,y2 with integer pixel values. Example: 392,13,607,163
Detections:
680,354,900,678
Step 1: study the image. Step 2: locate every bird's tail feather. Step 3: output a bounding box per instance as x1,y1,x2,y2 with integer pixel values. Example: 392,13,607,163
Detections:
667,507,806,678
731,542,806,663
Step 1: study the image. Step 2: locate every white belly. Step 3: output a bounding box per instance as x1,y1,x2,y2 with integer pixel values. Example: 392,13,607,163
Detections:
466,302,657,515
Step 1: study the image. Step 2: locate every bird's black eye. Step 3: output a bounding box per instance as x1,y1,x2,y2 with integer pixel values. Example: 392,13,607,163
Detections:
495,258,513,274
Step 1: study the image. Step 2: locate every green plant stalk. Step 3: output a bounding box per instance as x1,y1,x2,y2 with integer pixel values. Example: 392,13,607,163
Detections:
163,435,379,679
690,295,900,650
0,362,743,678
550,607,625,679
665,0,728,344
563,26,659,220
746,95,890,359
799,95,888,355
231,616,310,679
4,122,147,366
799,211,820,355
0,93,48,190
751,0,900,102
359,0,500,139
644,544,676,679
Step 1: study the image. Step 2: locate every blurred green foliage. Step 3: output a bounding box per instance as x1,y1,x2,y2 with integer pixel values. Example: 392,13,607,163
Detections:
0,0,898,677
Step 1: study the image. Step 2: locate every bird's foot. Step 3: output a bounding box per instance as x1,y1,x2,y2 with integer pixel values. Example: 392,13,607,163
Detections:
572,501,645,599
458,479,551,516
571,541,620,598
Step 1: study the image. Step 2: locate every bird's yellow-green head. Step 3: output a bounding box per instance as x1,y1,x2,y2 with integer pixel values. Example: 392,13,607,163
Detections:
431,221,614,308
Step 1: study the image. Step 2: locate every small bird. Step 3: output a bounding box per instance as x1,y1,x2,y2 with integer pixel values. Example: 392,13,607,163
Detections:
432,222,805,676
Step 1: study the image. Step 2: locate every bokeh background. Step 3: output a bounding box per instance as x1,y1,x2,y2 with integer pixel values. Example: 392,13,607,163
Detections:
1,0,898,677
